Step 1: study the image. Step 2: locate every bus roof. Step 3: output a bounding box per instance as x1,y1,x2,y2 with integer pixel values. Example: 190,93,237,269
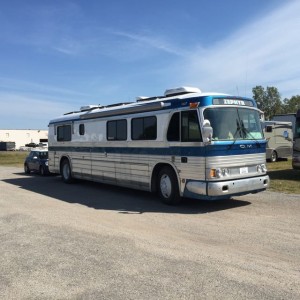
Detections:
49,87,256,125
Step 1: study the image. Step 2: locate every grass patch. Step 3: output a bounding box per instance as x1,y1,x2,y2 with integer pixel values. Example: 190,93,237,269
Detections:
0,152,299,194
267,159,300,194
0,151,28,167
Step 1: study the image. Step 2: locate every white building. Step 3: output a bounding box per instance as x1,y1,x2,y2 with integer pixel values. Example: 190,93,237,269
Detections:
0,129,48,149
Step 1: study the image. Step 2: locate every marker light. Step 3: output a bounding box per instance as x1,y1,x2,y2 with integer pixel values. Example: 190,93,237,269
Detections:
189,102,199,109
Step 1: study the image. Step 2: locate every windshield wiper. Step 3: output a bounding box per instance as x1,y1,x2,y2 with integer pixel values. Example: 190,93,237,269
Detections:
240,120,261,148
227,119,242,150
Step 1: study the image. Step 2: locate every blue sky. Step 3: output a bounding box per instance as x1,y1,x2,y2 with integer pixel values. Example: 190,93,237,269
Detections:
0,0,299,129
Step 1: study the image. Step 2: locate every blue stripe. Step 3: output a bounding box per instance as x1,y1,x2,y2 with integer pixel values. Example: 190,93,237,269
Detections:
49,141,266,157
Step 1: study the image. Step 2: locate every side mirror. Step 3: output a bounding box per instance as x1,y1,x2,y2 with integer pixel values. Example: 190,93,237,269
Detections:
202,119,213,143
33,156,38,160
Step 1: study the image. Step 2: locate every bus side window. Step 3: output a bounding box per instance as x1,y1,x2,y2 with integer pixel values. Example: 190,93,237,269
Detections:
132,116,157,140
57,125,72,141
79,124,85,135
181,111,202,142
107,119,127,140
167,112,180,141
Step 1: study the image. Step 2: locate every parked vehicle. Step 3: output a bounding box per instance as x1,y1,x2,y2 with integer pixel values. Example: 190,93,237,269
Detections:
263,121,293,162
25,142,39,148
292,109,300,169
24,149,49,175
0,141,15,151
272,113,297,138
48,86,269,204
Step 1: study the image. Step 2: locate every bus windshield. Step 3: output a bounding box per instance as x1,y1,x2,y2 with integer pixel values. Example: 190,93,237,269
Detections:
203,107,263,141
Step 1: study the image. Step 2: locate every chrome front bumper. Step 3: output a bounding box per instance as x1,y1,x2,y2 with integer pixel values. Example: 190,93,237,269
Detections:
185,175,269,199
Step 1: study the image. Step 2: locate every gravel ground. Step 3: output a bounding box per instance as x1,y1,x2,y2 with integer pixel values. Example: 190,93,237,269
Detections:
0,166,299,300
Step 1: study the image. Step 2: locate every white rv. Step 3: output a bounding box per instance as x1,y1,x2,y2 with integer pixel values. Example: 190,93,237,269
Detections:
263,121,293,162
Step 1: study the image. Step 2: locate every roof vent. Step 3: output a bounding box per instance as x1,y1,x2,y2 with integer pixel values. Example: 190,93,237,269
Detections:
80,105,99,111
136,96,150,101
164,86,201,97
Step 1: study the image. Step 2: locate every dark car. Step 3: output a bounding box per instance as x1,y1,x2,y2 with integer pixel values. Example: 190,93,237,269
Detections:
25,142,39,148
24,149,49,175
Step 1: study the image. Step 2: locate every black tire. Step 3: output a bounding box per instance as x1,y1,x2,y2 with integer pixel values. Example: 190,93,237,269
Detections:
157,167,181,205
270,150,278,162
24,164,30,174
40,166,45,176
61,159,74,183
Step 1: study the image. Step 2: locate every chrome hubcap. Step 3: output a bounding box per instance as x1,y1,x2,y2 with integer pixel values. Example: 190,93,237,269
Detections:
160,174,172,198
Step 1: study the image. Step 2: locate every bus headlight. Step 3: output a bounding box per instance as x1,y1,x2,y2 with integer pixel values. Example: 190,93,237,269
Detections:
257,164,267,173
261,164,267,172
210,168,229,178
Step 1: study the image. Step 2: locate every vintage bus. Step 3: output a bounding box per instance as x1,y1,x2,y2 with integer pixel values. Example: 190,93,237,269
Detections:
292,109,300,170
48,87,269,204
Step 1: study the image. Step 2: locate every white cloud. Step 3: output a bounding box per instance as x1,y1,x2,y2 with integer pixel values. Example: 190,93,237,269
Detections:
109,29,188,57
0,78,92,129
177,0,300,98
0,92,74,129
0,77,90,99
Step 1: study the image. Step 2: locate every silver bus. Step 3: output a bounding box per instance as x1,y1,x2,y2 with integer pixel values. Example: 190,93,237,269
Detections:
48,87,269,204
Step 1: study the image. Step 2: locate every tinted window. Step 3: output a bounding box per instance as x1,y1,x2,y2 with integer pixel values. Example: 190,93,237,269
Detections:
107,119,127,140
79,124,85,135
57,125,72,141
167,112,180,141
38,152,48,159
266,125,273,133
181,110,202,142
132,116,157,140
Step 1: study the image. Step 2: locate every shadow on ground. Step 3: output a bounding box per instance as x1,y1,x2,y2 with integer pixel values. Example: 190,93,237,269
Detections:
268,169,300,181
3,173,251,214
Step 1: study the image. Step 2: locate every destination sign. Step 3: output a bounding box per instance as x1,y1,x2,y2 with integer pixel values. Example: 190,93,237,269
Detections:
213,98,254,107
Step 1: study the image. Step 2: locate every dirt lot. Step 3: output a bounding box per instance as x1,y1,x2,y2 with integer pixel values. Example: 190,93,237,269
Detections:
0,166,299,299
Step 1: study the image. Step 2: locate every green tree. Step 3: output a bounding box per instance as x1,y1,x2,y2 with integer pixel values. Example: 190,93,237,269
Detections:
282,95,300,113
252,86,282,120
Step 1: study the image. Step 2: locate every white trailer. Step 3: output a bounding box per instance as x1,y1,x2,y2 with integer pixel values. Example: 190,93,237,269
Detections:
272,114,296,138
263,121,293,162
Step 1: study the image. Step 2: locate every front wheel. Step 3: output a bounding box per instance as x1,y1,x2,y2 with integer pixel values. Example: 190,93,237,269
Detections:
24,164,30,174
270,150,278,162
61,159,74,183
158,167,181,205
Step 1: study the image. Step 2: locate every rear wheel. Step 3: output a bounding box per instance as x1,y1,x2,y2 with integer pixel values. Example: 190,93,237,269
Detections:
270,150,278,162
158,167,181,205
61,159,73,183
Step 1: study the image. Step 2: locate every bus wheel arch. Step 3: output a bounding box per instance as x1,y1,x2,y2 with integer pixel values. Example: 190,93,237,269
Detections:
60,157,74,183
151,163,181,205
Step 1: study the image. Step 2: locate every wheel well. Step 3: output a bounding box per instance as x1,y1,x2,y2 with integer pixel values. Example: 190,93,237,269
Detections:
271,150,278,159
151,163,179,193
60,156,70,173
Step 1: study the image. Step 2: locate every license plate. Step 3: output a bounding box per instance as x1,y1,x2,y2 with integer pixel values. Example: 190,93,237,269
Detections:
240,167,248,174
